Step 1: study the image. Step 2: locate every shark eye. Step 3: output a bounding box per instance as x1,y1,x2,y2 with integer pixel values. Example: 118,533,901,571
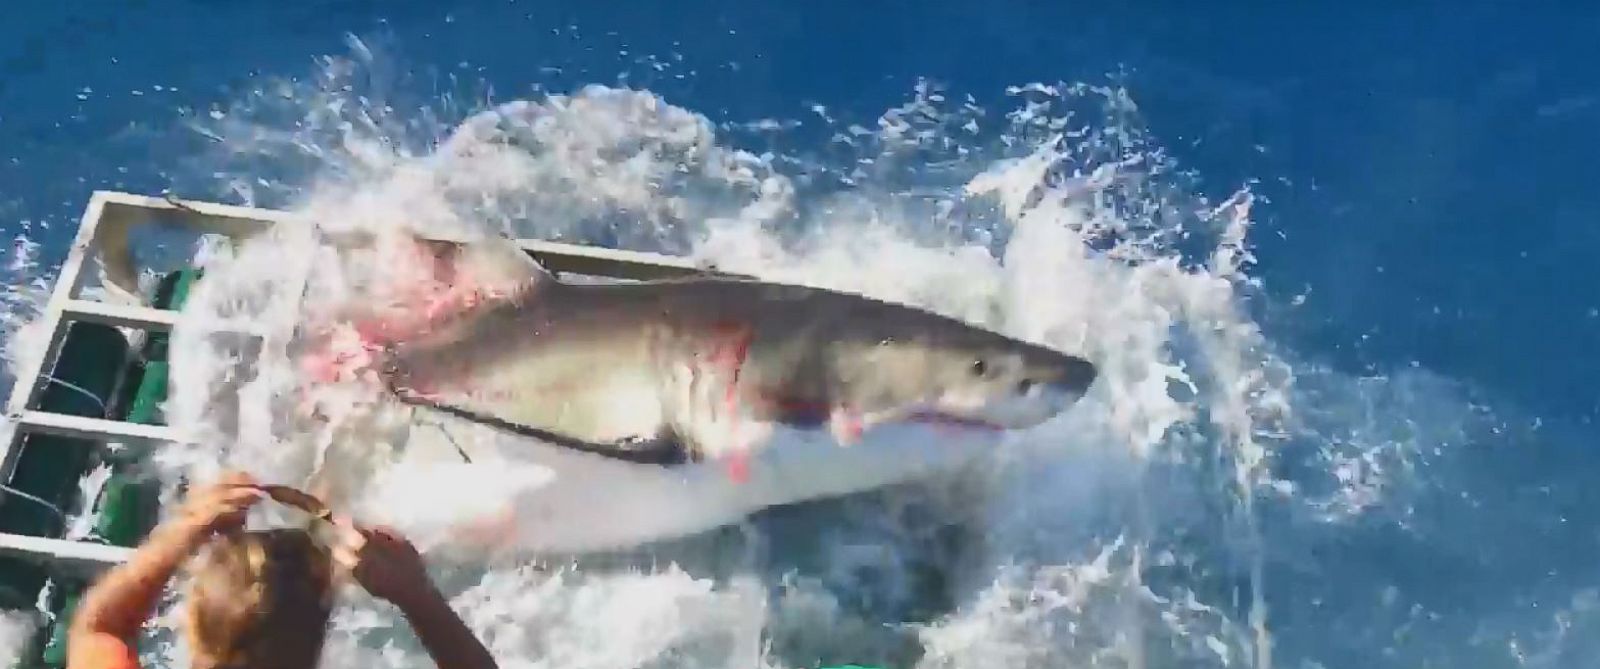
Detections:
970,359,988,376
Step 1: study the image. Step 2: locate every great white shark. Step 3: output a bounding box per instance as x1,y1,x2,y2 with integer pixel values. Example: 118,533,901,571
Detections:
298,231,1098,554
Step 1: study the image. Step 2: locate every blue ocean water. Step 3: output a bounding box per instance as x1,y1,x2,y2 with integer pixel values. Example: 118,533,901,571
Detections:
2,2,1598,667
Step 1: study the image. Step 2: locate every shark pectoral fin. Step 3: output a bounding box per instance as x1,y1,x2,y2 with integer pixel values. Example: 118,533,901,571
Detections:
450,505,523,549
829,407,865,446
366,460,556,554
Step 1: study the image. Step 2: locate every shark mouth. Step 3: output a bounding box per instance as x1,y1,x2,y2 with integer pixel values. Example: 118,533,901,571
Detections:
701,328,1007,439
904,411,1006,432
743,392,1006,435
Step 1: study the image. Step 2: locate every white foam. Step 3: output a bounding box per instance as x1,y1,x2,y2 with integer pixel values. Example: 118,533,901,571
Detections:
0,234,51,387
0,610,39,669
2,48,1309,669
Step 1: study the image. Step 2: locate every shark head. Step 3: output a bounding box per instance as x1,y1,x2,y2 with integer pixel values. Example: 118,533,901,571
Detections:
799,303,1096,447
729,323,1098,505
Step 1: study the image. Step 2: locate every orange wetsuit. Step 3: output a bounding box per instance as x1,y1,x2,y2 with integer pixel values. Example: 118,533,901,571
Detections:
72,632,141,669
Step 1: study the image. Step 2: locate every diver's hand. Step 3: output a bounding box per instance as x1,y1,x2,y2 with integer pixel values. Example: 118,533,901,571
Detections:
332,519,499,669
330,519,500,669
331,521,437,608
174,470,266,535
67,469,266,654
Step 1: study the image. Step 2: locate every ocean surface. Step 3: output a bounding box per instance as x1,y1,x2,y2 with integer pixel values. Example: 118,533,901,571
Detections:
2,2,1598,668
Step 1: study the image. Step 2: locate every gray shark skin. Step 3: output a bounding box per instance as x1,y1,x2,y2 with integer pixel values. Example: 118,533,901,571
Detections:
373,235,1097,470
319,233,1097,554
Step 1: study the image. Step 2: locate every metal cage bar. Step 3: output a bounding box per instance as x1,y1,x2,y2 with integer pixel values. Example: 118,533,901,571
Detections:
0,190,723,572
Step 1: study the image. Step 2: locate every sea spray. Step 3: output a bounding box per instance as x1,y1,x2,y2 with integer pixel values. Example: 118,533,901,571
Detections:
0,42,1406,669
0,610,40,669
155,54,1284,668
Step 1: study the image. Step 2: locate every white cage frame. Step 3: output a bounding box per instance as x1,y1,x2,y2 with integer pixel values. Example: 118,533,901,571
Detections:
0,190,720,574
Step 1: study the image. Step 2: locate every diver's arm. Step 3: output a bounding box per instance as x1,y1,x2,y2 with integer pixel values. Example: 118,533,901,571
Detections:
71,515,208,642
391,580,500,669
334,523,498,669
68,473,263,668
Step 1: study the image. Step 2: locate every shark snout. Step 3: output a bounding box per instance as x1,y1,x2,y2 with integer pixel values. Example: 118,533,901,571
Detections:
1044,355,1098,396
985,352,1097,428
986,380,1081,428
924,378,1085,432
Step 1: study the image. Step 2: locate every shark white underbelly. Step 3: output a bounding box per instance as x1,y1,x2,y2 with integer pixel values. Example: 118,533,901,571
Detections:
360,403,1004,557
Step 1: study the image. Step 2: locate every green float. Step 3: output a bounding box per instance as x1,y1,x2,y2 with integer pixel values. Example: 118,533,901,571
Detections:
5,269,200,669
93,269,199,548
0,321,128,610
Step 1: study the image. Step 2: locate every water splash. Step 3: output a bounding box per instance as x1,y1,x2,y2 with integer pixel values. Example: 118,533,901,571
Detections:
0,35,1577,669
0,610,39,668
150,43,1288,667
1,234,51,389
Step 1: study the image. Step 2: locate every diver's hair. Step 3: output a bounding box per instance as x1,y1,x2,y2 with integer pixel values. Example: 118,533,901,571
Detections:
183,528,334,669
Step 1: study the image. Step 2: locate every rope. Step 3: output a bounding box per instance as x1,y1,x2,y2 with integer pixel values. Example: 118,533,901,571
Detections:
0,483,67,526
162,192,205,215
384,376,689,466
43,375,107,413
